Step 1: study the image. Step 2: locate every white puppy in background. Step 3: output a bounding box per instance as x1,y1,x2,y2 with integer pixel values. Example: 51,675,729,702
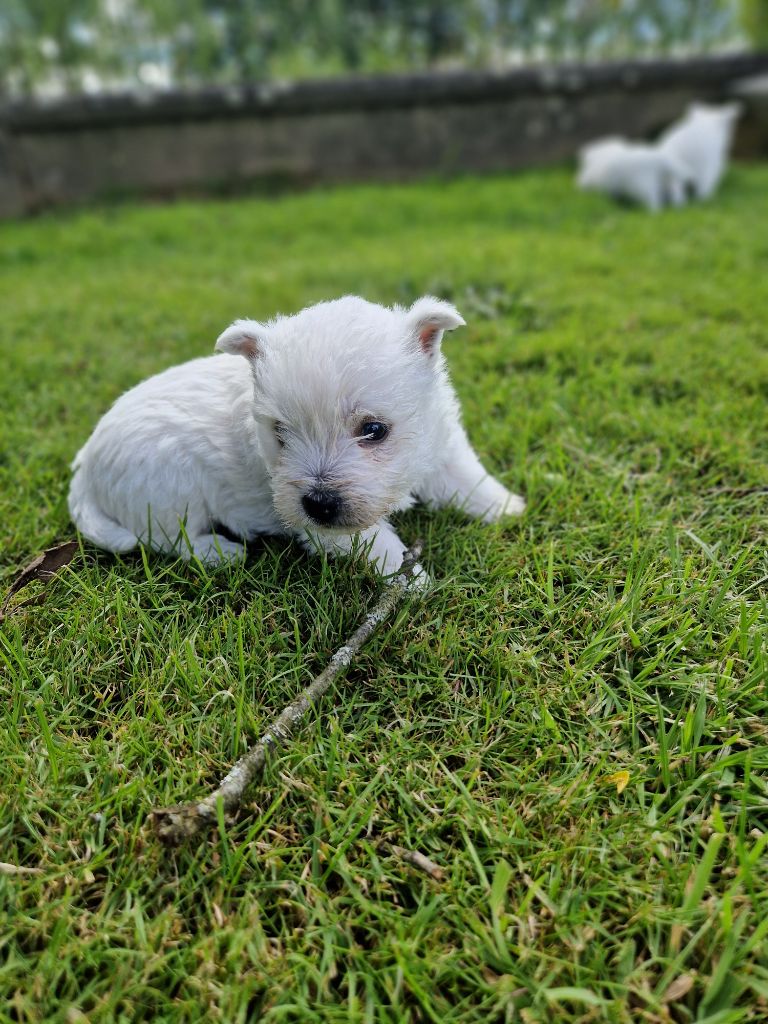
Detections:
577,136,693,211
658,102,742,200
68,296,525,578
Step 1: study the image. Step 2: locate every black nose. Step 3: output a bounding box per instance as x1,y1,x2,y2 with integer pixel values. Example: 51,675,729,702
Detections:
301,489,343,526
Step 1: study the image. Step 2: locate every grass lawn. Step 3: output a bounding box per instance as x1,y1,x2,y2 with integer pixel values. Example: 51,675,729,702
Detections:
1,164,767,1023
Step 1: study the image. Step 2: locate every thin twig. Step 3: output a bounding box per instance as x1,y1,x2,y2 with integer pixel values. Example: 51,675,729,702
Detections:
389,845,445,881
150,542,424,846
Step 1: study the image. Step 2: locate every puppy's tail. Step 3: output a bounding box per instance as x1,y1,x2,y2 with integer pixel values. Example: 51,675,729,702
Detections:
68,473,138,553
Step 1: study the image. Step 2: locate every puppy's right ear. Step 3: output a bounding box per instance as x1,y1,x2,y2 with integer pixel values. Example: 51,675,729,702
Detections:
215,319,268,360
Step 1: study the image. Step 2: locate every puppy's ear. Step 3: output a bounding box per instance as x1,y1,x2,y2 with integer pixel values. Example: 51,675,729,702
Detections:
215,319,268,360
406,297,465,357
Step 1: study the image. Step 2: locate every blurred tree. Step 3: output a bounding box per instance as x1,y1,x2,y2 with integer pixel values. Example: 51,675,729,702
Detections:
0,0,748,98
0,0,101,95
740,0,768,47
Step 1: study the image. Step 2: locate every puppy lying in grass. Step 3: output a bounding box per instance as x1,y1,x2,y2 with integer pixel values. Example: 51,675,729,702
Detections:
68,296,524,578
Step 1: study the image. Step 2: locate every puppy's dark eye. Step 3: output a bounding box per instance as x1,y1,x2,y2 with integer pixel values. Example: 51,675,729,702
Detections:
274,422,286,447
358,421,389,444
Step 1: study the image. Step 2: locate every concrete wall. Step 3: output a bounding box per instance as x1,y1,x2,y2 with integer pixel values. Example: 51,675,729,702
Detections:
1,53,767,218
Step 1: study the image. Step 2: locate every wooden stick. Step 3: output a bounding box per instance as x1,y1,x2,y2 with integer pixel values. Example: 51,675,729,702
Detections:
150,542,424,846
389,845,444,881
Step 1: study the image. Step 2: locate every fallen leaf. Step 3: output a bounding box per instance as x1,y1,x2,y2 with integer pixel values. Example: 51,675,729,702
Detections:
661,973,695,1003
1,540,78,621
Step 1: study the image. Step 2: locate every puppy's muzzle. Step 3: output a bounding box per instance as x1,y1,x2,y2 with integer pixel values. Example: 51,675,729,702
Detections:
301,488,343,527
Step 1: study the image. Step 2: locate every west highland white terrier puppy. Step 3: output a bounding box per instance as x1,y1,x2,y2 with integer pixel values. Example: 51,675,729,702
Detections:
68,296,525,578
658,102,742,200
577,136,693,211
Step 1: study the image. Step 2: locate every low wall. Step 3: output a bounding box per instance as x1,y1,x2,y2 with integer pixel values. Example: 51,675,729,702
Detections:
1,52,767,218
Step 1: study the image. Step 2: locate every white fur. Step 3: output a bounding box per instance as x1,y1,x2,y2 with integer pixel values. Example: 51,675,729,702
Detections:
659,102,742,201
577,136,693,211
69,296,525,579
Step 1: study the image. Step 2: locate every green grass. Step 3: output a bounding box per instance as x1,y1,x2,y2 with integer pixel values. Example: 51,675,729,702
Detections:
1,165,767,1024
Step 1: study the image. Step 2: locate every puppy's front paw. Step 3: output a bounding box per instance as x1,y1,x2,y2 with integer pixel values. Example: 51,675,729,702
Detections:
403,560,432,591
379,554,431,590
485,490,526,522
456,475,526,523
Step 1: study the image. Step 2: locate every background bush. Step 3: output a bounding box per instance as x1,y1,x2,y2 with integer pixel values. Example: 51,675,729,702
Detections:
0,0,746,99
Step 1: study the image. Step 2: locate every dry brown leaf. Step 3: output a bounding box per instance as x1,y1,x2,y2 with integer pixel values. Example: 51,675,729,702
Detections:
1,540,78,621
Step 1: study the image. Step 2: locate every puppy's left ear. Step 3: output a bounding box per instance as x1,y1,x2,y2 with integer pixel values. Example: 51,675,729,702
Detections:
406,297,465,357
215,319,268,360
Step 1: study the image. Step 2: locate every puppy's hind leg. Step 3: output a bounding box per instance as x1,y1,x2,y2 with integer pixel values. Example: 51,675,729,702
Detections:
68,486,139,553
417,426,525,523
182,533,247,566
662,155,691,208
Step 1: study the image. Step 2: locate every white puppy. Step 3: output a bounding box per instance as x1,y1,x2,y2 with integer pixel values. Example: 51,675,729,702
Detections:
658,102,742,200
577,136,693,211
68,296,525,577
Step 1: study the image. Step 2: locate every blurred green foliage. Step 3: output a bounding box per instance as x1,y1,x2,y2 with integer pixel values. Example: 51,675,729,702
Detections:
740,0,768,46
0,0,745,99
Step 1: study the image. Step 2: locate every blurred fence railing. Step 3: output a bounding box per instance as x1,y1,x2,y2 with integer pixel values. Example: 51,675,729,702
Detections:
1,52,767,218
